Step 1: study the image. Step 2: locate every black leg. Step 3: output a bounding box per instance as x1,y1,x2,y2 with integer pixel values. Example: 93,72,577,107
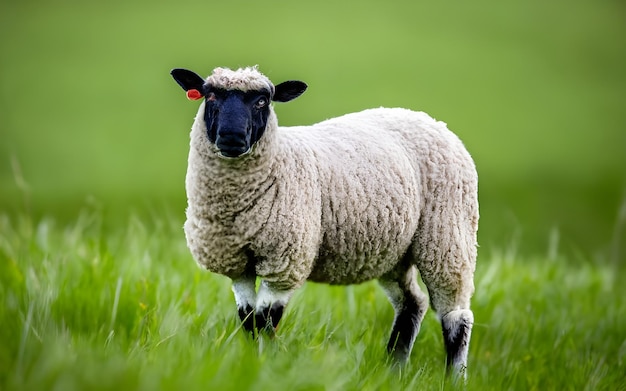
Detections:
386,293,424,361
237,304,255,333
254,301,285,332
380,269,429,363
441,309,473,378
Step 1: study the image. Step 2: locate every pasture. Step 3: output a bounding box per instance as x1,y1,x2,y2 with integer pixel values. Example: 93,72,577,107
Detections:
1,0,625,389
1,211,624,390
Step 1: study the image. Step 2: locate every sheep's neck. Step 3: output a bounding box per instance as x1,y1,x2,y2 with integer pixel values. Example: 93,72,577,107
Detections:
197,140,277,222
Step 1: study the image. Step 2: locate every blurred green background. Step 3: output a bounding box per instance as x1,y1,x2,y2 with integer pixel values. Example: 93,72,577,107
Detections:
1,0,624,258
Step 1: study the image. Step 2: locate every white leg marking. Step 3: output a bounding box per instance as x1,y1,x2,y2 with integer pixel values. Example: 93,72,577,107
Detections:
379,280,404,312
255,280,293,311
232,277,256,309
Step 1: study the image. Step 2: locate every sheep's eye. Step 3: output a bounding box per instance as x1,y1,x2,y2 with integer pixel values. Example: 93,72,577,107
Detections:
255,97,268,109
207,92,217,102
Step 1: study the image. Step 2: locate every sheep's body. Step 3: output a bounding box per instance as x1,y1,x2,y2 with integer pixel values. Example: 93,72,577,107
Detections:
173,66,478,380
186,107,476,289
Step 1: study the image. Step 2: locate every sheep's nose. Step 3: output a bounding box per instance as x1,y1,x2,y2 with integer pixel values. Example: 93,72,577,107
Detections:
216,132,250,158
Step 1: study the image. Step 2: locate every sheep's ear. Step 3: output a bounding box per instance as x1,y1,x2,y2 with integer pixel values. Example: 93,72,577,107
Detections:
273,81,307,102
171,68,205,99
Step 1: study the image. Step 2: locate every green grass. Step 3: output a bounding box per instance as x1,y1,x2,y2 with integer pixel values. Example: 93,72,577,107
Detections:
1,210,624,391
1,0,624,388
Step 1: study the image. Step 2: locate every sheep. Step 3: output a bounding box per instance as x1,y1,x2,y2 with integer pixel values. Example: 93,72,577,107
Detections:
170,66,479,379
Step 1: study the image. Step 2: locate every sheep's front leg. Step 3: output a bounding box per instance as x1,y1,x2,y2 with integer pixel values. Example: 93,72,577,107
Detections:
255,281,293,333
232,277,257,332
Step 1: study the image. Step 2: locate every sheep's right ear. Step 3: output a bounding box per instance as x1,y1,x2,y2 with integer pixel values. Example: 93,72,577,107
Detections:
273,80,307,102
170,68,205,100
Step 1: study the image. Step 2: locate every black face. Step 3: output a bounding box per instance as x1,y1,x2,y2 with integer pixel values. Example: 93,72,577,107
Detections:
203,87,271,158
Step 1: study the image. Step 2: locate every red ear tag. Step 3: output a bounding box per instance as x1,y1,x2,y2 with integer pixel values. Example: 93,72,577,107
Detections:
186,89,203,100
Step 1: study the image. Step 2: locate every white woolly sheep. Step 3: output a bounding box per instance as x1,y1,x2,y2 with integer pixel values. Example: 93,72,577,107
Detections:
170,66,479,378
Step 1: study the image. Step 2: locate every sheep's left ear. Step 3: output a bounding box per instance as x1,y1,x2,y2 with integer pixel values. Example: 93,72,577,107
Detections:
273,81,307,102
170,68,205,100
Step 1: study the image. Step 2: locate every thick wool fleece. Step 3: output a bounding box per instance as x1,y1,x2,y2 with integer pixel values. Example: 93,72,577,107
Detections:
184,69,478,301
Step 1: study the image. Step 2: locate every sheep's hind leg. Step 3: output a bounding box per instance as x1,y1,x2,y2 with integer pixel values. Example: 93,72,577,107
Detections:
232,276,257,332
441,308,473,380
379,266,429,363
423,275,474,380
255,281,294,333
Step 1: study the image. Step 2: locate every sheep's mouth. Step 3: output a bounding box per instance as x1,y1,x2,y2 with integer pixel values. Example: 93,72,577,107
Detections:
217,147,252,159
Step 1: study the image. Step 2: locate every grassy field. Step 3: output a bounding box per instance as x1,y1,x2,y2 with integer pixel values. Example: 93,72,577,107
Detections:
1,210,624,391
1,0,625,389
